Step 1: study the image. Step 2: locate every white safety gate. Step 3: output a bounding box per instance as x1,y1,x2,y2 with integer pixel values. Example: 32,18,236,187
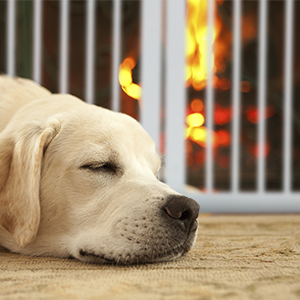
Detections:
5,0,300,212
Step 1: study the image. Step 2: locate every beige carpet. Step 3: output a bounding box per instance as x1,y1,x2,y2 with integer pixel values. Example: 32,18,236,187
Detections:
1,215,300,300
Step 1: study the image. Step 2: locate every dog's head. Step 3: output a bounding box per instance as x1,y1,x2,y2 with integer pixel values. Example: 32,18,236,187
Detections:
0,95,199,264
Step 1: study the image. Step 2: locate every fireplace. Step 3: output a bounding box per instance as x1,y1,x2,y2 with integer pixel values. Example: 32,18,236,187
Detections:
1,0,299,212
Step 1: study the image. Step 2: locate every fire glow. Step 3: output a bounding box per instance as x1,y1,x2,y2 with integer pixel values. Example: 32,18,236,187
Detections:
119,0,224,100
185,99,231,148
119,57,141,100
118,0,272,161
185,0,222,91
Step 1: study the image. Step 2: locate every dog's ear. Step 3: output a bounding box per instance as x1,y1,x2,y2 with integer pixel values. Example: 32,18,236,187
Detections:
0,120,60,248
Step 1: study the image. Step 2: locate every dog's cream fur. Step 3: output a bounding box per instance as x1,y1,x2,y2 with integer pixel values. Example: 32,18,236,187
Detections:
0,76,198,264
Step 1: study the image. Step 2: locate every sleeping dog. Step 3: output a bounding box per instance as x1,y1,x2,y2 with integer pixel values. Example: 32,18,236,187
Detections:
0,76,199,264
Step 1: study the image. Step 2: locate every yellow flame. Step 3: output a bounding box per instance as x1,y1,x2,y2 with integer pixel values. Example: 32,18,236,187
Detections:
119,0,221,100
119,57,142,100
186,0,220,91
119,67,132,87
122,84,141,100
118,1,224,149
190,127,207,142
186,113,205,128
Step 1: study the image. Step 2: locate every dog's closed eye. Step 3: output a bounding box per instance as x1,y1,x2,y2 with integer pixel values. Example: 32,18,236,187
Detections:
80,162,118,174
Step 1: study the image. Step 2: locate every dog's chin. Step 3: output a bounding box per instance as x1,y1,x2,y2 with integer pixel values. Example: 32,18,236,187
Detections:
77,225,198,265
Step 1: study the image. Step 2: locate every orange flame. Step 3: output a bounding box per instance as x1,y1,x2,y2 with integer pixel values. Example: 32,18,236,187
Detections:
118,0,231,150
185,0,222,91
119,57,141,100
119,0,224,100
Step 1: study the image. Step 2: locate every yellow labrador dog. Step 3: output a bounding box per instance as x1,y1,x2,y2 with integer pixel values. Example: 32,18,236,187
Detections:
0,76,199,264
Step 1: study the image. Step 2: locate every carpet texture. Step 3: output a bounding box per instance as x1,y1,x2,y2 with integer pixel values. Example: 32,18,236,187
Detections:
1,214,300,300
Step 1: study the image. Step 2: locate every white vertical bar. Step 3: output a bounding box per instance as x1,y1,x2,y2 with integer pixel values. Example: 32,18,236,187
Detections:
85,0,96,104
32,0,42,84
165,0,185,193
7,0,16,77
283,0,294,193
257,0,268,193
112,0,121,112
140,0,162,150
205,0,215,194
59,0,69,93
231,0,242,193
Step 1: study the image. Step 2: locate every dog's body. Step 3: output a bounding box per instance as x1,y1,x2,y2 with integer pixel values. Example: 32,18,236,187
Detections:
0,76,199,264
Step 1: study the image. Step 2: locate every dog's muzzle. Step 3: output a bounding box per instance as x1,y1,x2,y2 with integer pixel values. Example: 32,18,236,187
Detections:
77,195,200,265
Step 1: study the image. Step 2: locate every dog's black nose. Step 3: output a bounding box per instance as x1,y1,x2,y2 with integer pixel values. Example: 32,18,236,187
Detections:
163,195,200,231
